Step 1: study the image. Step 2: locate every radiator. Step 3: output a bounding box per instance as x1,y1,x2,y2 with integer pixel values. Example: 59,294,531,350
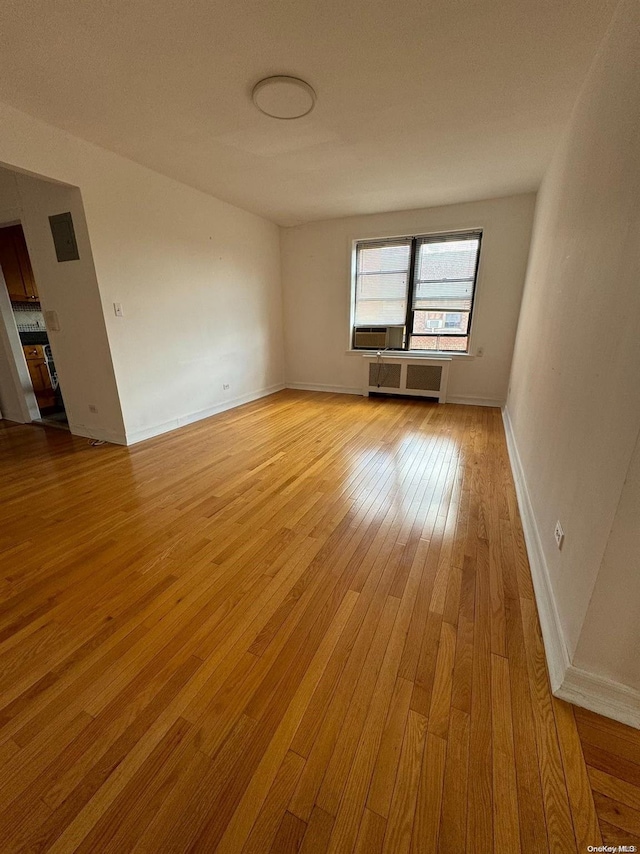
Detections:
363,356,451,403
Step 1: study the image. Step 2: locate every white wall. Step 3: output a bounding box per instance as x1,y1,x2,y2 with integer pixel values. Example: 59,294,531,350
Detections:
281,194,535,405
13,174,126,441
0,167,20,220
0,101,284,443
506,0,640,697
83,160,283,443
574,434,640,688
0,168,27,420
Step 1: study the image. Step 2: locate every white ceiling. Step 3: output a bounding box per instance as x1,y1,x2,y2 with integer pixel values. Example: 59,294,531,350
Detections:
0,0,617,225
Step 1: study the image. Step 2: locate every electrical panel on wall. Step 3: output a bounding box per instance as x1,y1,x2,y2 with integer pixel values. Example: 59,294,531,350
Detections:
49,212,79,262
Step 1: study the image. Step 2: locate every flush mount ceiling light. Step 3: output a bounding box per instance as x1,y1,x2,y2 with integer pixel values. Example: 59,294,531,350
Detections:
252,76,316,120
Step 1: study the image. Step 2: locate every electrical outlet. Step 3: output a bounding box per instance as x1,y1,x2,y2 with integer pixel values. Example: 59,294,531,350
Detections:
554,521,564,550
223,383,230,390
88,404,98,414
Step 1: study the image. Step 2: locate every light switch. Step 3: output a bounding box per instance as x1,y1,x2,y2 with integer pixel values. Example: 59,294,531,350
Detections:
113,302,124,317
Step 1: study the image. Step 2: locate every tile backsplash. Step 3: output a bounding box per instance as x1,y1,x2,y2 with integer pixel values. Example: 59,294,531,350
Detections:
13,302,46,332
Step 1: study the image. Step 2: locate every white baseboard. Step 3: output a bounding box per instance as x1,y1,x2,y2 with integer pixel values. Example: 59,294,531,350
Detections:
286,384,506,408
447,395,503,408
124,383,285,445
1,409,29,423
286,382,362,396
286,386,503,407
501,406,570,692
557,666,640,729
502,405,640,729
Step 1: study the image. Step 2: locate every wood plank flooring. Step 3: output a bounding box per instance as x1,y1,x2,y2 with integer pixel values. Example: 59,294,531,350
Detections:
576,706,640,848
0,389,631,852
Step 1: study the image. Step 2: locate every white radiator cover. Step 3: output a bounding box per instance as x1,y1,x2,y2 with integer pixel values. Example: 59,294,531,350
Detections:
362,355,451,403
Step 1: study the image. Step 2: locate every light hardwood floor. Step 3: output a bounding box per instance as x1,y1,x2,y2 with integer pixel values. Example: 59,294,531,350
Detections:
0,390,635,852
576,706,640,848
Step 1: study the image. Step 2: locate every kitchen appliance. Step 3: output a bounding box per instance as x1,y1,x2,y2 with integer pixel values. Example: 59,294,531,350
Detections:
43,344,59,390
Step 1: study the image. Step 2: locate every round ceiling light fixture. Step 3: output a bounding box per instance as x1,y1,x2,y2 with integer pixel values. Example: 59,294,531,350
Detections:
252,75,316,120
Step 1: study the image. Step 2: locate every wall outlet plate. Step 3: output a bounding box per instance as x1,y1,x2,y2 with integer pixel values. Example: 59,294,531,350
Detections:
554,520,564,550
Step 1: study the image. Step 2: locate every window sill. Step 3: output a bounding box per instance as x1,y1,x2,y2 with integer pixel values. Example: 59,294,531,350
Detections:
345,349,475,360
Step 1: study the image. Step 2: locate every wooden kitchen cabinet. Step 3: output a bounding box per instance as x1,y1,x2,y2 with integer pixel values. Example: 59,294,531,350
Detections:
0,224,39,303
25,357,50,393
23,345,56,410
23,344,45,361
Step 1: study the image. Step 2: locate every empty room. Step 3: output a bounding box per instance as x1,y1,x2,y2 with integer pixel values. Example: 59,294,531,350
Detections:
0,0,639,851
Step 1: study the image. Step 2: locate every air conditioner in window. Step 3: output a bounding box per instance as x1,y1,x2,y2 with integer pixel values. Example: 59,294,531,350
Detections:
353,326,405,350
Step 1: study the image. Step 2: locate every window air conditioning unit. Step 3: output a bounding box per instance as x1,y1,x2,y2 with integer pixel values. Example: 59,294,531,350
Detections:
353,326,405,350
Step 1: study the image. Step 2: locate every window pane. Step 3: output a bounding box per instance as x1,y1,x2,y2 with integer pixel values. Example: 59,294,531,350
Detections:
412,310,469,336
416,238,479,282
355,241,411,328
413,236,479,311
355,298,406,326
413,287,473,311
358,242,411,274
409,336,438,351
409,335,469,352
440,336,469,351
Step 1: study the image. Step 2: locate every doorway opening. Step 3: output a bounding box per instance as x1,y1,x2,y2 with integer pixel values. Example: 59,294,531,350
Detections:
0,222,68,430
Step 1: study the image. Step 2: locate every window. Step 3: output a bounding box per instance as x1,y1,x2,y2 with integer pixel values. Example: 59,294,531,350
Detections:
353,240,411,327
444,312,462,328
352,231,482,353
